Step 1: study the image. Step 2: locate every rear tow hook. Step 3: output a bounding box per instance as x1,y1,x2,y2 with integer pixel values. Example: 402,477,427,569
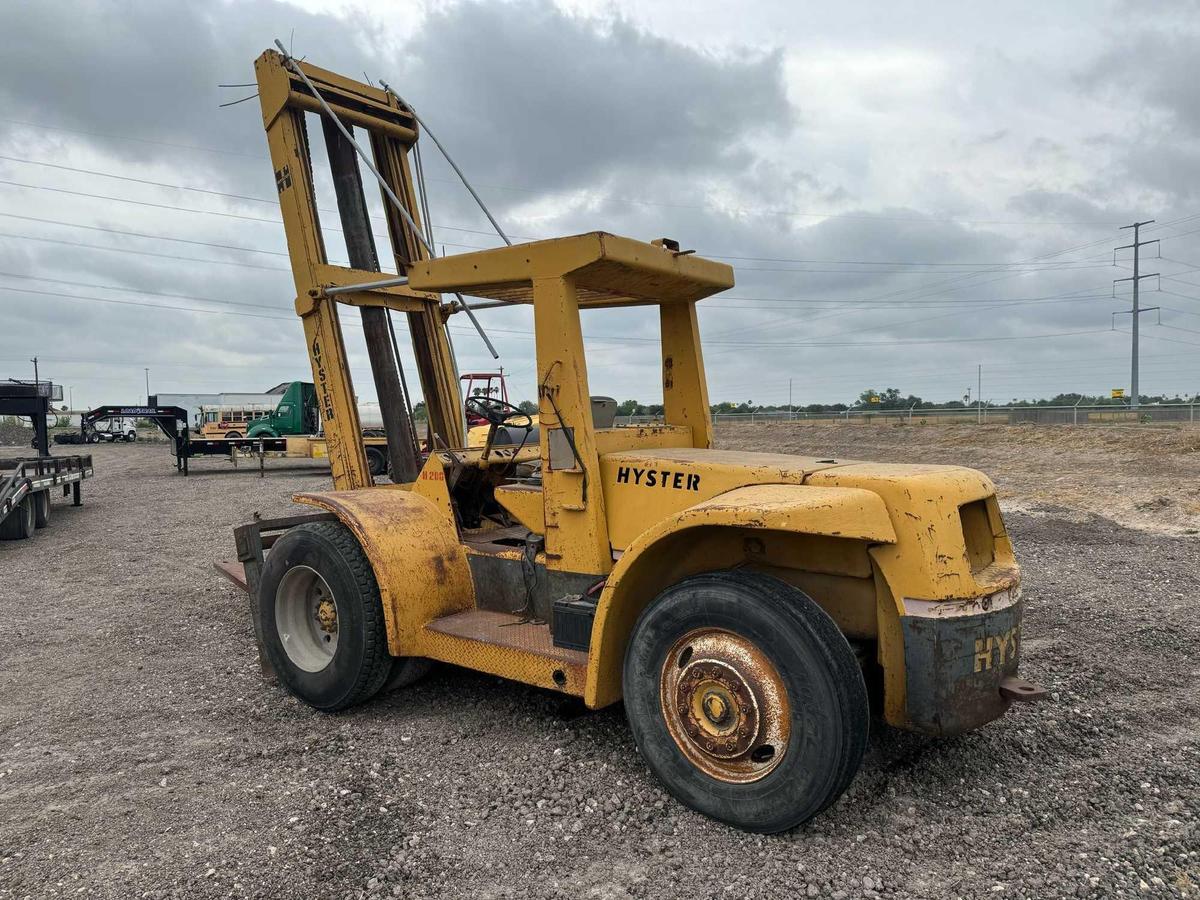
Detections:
999,676,1050,703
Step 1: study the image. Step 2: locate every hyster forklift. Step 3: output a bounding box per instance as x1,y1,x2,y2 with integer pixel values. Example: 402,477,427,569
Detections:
221,48,1046,833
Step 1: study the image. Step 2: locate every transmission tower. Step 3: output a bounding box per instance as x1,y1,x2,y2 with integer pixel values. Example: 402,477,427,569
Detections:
1113,220,1160,410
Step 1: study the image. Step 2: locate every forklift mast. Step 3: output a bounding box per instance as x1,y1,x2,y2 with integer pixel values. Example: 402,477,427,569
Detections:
254,50,464,490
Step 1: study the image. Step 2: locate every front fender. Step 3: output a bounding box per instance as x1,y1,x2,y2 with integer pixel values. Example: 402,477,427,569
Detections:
294,489,474,656
247,425,278,438
584,483,896,708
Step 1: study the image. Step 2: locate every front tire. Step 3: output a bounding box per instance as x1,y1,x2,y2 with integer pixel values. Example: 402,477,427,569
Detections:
623,570,869,833
258,521,404,711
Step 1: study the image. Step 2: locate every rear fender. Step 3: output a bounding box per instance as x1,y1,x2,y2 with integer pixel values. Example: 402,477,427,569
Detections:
584,484,896,708
294,489,474,656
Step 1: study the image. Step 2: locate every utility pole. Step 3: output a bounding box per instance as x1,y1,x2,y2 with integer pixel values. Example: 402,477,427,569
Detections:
788,378,793,420
977,364,982,424
1114,221,1160,410
31,356,38,390
144,367,150,401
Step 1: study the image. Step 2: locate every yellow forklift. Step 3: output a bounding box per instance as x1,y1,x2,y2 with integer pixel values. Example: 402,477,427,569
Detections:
219,48,1046,833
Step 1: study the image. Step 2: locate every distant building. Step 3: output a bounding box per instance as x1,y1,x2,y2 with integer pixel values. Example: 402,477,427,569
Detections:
149,386,291,427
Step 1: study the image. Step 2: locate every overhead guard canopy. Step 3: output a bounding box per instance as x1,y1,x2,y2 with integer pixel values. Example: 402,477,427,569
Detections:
405,232,735,308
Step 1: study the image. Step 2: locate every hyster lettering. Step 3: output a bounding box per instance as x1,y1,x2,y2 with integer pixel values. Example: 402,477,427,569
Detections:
616,465,701,491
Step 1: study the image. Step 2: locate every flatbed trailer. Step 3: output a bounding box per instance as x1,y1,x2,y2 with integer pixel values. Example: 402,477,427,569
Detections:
176,433,391,477
0,454,92,541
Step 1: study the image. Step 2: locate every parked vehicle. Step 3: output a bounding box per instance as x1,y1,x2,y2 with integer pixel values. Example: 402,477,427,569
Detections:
197,404,275,439
90,417,137,443
245,382,320,438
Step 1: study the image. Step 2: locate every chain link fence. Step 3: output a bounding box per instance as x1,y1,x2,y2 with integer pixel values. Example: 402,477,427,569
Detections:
617,403,1200,427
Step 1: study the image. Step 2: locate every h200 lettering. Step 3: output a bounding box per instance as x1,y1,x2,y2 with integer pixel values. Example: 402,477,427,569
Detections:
616,465,700,492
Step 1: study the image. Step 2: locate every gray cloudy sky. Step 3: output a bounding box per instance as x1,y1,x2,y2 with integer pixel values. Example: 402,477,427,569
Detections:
2,0,1200,410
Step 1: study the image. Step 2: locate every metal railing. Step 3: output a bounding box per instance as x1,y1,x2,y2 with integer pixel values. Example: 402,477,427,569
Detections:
616,403,1200,427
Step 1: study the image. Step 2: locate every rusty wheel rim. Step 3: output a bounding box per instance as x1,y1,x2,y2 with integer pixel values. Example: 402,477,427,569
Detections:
659,627,790,783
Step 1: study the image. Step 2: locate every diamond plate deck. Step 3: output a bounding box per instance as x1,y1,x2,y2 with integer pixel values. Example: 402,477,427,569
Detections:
420,609,590,697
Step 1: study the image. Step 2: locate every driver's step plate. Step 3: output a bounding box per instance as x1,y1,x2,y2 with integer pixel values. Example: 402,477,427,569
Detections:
421,609,588,697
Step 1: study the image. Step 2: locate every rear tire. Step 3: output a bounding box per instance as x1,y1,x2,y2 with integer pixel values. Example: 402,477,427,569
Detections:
33,491,51,529
0,496,36,540
623,569,869,833
258,521,405,711
225,431,242,439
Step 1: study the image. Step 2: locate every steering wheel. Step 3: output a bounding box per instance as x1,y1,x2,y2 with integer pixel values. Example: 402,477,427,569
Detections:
465,396,533,430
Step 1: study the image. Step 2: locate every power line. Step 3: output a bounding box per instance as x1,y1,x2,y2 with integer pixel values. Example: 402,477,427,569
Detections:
0,133,1131,227
0,230,291,272
0,270,293,312
0,211,292,257
456,322,1119,349
0,174,1124,273
0,211,398,273
0,210,1155,312
0,117,265,159
0,284,297,321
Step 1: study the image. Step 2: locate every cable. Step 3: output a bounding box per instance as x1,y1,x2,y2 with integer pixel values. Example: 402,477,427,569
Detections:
0,285,295,321
0,117,265,159
0,134,1134,227
0,177,1122,274
0,271,293,311
0,211,290,256
0,211,396,273
0,230,291,272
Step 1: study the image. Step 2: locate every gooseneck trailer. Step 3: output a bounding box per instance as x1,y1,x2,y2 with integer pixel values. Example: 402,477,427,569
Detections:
0,381,93,542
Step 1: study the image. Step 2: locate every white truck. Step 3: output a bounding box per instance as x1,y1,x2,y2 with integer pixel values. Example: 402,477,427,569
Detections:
89,417,137,443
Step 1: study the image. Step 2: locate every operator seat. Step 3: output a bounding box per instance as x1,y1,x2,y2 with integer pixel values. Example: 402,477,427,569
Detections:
490,395,619,534
491,395,618,447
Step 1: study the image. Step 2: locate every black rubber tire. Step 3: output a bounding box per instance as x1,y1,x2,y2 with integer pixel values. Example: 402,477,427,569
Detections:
0,496,36,541
86,433,100,444
225,431,242,439
125,432,137,442
365,446,387,477
259,521,396,712
33,491,51,529
623,569,869,834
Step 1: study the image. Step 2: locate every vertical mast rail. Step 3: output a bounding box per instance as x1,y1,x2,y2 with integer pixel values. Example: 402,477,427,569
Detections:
274,40,500,361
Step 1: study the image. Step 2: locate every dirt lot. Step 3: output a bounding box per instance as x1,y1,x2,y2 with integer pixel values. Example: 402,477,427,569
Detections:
1,427,1198,899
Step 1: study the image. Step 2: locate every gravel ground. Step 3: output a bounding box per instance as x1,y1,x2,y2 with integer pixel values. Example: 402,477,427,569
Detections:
1,437,1198,899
